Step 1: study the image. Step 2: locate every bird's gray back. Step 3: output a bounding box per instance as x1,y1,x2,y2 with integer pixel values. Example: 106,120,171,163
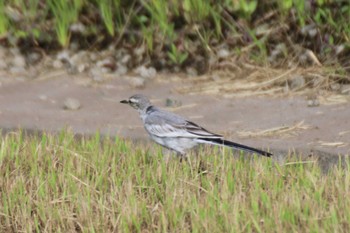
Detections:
144,106,187,125
143,106,222,138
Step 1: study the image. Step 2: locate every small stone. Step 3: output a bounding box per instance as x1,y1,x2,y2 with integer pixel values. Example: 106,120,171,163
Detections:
89,67,104,82
307,99,320,107
217,48,230,59
173,66,181,73
9,66,26,74
134,45,146,57
64,98,81,110
135,65,157,79
255,24,270,36
269,43,287,63
340,85,350,95
330,83,341,92
120,54,131,64
11,55,26,68
129,77,145,89
335,45,345,55
56,50,71,62
77,64,86,73
298,53,308,65
52,59,64,69
38,95,48,101
301,24,316,36
308,28,318,38
69,42,80,51
208,55,217,67
0,60,8,70
290,75,305,90
96,57,116,73
70,23,86,33
186,67,198,76
27,52,42,65
165,98,182,107
115,64,128,75
89,53,97,61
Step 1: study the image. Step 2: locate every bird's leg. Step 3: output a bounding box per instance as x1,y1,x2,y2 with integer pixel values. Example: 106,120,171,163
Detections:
178,153,187,163
162,148,175,163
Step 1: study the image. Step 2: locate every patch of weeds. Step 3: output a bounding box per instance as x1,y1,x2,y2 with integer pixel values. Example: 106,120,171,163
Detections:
0,131,349,232
167,43,189,65
47,0,83,47
0,1,8,36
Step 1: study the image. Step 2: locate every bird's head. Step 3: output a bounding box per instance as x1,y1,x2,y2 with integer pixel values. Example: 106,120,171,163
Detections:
120,94,151,111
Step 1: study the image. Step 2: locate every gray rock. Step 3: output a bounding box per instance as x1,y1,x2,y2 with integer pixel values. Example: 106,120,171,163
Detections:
64,98,81,110
120,54,131,64
165,98,182,107
96,57,116,73
255,23,270,36
56,50,71,62
134,45,146,57
217,48,230,59
298,53,308,65
341,85,350,95
38,95,47,101
89,53,98,61
269,43,287,63
129,77,145,89
135,65,157,79
301,24,316,36
52,59,64,69
290,75,305,90
27,52,42,65
89,67,104,82
70,23,86,33
11,54,26,68
77,64,86,73
330,83,341,92
9,66,26,74
70,52,84,65
0,60,8,70
115,64,128,75
186,67,198,76
308,28,318,38
69,42,80,51
335,45,345,55
307,99,320,107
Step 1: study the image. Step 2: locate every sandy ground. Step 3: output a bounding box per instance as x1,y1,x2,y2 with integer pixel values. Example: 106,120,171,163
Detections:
0,70,349,164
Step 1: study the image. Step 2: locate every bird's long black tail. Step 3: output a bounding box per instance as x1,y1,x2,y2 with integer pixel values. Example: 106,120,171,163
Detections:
199,138,272,157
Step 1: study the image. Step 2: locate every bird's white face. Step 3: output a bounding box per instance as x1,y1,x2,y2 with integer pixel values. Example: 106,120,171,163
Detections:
120,96,142,110
120,94,151,112
128,97,140,109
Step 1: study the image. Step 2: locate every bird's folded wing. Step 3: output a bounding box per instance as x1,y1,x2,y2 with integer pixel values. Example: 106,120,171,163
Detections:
144,120,222,138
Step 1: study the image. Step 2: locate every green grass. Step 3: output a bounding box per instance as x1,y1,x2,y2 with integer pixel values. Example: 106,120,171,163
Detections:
1,0,349,66
0,131,349,232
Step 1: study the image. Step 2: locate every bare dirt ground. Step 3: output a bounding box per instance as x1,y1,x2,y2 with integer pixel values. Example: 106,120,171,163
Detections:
0,69,349,167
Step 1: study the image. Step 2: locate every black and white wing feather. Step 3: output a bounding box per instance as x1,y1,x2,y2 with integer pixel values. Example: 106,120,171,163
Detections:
144,106,222,139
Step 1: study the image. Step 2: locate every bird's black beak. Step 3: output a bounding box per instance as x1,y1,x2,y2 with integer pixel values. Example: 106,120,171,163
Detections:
120,99,130,104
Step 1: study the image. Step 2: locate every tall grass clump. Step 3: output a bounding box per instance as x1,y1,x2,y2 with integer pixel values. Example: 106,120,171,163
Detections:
47,0,83,47
0,131,349,232
0,1,9,36
0,0,348,68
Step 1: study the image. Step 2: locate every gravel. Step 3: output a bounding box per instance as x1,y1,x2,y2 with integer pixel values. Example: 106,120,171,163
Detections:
63,98,81,110
128,76,146,89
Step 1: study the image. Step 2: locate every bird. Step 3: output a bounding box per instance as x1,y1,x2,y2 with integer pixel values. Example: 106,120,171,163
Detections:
120,94,272,158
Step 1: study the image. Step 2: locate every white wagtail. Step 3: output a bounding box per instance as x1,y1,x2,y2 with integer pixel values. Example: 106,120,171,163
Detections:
121,94,272,157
